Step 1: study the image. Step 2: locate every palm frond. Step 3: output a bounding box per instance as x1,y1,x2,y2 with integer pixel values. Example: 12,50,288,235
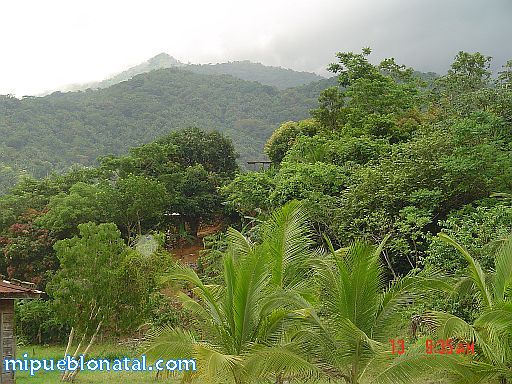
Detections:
335,317,382,354
375,268,454,340
438,233,493,308
493,234,512,302
326,241,383,334
193,342,242,383
143,326,196,361
244,344,322,381
373,341,501,384
231,248,269,353
453,276,477,298
473,304,512,364
261,200,316,288
176,291,212,324
226,227,253,257
161,263,227,332
425,310,501,365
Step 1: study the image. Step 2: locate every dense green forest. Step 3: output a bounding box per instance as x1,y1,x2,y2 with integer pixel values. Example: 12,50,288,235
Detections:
2,48,512,383
60,53,326,92
0,68,336,193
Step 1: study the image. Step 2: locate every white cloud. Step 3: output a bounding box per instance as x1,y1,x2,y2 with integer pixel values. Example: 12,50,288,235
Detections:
1,0,510,95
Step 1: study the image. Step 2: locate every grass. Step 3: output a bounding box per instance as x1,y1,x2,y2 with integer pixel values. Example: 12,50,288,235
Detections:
16,344,180,383
15,344,336,384
15,344,446,383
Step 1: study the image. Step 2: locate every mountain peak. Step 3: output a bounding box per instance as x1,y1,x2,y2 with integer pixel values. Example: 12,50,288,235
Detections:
147,53,183,67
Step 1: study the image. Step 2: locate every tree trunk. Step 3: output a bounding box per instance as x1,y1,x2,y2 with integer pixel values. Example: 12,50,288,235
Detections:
61,331,86,381
63,321,102,382
63,327,74,358
189,218,200,238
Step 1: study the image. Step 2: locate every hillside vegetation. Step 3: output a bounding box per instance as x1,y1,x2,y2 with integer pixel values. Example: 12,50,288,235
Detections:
0,68,336,193
58,53,325,92
2,49,512,383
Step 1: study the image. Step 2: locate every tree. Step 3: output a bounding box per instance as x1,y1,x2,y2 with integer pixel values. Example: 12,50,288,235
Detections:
264,120,319,164
160,127,239,177
49,222,168,381
163,164,221,237
328,47,377,87
110,175,167,242
39,176,167,242
311,87,346,131
432,51,493,117
299,238,451,384
145,202,322,384
99,128,235,238
1,209,57,288
221,171,275,216
49,222,168,337
100,141,178,178
314,48,424,141
49,223,129,336
498,60,512,89
37,182,108,239
438,51,492,92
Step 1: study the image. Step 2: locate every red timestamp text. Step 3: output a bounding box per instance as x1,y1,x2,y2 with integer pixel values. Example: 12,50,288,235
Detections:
389,339,475,355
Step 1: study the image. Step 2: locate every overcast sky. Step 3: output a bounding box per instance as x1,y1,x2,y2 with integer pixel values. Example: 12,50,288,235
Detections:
1,0,511,96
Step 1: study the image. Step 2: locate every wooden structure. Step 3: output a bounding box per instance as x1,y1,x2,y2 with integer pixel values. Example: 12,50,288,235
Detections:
246,160,272,171
0,279,42,384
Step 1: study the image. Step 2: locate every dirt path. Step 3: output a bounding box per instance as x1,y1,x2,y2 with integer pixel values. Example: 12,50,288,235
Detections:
170,222,223,264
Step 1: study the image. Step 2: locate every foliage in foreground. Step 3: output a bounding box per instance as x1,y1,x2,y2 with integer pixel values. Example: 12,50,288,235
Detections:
423,233,512,383
147,203,502,384
145,202,321,383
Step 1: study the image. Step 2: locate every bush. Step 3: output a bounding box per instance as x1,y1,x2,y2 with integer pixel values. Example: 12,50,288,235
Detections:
147,292,187,329
15,300,70,344
424,199,512,274
221,172,275,216
197,233,229,284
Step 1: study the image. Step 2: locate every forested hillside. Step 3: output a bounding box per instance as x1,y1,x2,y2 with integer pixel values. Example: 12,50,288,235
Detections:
2,49,512,383
185,61,325,89
58,53,325,92
226,50,512,278
0,68,336,193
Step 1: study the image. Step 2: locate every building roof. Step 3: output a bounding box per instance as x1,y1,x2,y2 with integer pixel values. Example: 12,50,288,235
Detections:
0,279,43,299
246,160,272,164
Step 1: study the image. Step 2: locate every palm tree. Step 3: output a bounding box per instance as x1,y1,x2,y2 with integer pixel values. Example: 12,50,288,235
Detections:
419,233,512,383
299,238,454,384
144,201,321,383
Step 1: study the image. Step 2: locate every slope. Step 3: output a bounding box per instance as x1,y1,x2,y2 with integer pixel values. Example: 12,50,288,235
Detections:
56,53,325,93
0,68,336,193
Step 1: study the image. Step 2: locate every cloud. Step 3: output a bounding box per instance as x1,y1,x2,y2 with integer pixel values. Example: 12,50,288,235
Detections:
237,0,512,74
1,0,510,95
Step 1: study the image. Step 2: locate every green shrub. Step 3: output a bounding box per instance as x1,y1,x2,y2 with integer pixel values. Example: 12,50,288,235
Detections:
15,300,70,344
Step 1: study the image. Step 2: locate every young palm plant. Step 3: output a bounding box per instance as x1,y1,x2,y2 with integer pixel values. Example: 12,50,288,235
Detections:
298,238,454,384
144,201,322,383
419,233,512,383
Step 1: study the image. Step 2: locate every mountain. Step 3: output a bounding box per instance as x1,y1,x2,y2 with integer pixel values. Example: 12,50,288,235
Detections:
0,67,337,193
56,53,325,93
60,53,185,92
185,61,325,89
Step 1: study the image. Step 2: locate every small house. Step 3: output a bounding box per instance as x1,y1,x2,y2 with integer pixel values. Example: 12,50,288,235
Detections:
0,279,42,384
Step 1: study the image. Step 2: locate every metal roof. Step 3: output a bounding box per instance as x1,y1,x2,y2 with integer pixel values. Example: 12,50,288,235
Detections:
0,279,43,299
